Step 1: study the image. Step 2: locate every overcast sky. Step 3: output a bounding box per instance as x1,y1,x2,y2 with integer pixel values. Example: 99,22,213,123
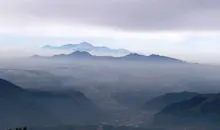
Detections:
0,0,220,63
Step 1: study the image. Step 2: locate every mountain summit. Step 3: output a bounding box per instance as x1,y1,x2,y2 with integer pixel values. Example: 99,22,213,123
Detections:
68,51,92,57
79,42,94,47
42,42,131,56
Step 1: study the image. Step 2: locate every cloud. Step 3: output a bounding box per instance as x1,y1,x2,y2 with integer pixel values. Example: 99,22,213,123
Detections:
1,0,220,63
0,0,220,31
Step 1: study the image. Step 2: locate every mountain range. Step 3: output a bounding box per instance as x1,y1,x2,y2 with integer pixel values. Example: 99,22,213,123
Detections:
34,51,185,64
42,42,131,56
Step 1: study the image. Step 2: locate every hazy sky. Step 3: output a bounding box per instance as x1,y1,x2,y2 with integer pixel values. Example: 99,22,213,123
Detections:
0,0,220,63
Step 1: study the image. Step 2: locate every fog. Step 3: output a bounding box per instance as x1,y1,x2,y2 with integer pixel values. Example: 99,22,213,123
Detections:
1,58,220,130
2,58,220,92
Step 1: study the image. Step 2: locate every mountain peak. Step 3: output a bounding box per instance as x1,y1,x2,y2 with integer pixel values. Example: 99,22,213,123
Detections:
79,42,93,47
122,53,148,60
125,53,145,57
149,54,160,57
69,51,92,57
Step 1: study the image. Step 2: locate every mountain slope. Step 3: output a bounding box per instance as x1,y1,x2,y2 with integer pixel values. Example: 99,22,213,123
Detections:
0,78,57,128
0,78,101,128
148,54,184,63
30,89,101,125
153,93,220,128
144,91,199,112
42,42,131,56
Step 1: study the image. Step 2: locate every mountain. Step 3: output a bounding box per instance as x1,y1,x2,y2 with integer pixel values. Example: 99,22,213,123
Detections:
148,54,185,63
0,78,101,129
0,78,56,128
122,53,148,60
69,50,93,57
43,42,94,50
144,91,199,112
122,53,184,63
34,51,186,64
53,51,93,59
153,93,220,129
29,89,101,125
42,42,131,56
119,53,185,63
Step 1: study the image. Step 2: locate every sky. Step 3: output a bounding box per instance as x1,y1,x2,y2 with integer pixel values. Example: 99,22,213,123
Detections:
0,0,220,63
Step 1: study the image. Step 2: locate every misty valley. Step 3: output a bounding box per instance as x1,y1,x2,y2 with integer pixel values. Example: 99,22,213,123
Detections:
1,50,220,130
1,0,220,129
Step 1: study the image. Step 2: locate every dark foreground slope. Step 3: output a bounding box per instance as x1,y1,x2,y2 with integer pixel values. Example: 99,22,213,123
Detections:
0,78,57,128
144,91,199,112
153,93,220,129
0,78,101,129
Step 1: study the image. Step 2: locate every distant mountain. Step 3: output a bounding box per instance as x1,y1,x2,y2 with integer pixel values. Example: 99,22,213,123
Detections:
122,53,148,60
69,50,93,57
53,51,93,59
0,78,101,128
153,93,220,128
122,53,184,63
144,91,199,112
43,42,94,50
42,42,131,56
148,54,185,63
34,51,186,64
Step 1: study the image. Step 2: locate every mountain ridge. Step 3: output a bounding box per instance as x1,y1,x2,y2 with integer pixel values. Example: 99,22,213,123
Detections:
42,42,131,56
34,51,186,64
